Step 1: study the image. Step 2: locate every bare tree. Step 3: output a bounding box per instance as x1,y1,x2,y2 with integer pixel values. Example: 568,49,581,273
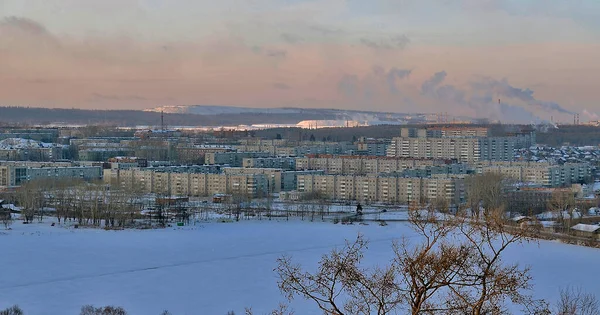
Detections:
465,173,506,218
276,235,367,314
556,287,599,315
448,207,547,315
431,197,450,214
274,207,549,315
230,193,250,222
16,180,45,223
548,190,577,233
1,207,12,229
244,303,294,315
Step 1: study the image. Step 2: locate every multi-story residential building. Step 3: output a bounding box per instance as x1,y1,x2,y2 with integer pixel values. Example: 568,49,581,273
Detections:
390,127,521,163
387,136,516,163
400,127,490,138
204,152,271,166
295,143,357,156
387,137,480,163
78,148,136,161
396,164,470,177
223,167,324,192
478,161,591,187
242,157,296,170
0,164,102,188
478,137,516,161
117,168,269,197
296,155,452,175
509,127,536,149
239,138,290,146
0,138,67,161
0,128,59,142
428,126,490,137
234,141,358,157
175,145,233,164
296,173,465,205
281,170,325,191
224,168,283,193
356,137,390,156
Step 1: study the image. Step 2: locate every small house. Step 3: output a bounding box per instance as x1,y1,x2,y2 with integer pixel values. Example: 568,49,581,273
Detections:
570,224,600,239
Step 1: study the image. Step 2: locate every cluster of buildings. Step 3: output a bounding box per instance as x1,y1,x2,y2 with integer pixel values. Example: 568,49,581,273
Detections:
0,138,67,161
0,125,596,210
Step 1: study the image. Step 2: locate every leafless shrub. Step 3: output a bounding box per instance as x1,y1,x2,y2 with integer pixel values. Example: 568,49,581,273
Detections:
1,209,12,229
556,286,599,315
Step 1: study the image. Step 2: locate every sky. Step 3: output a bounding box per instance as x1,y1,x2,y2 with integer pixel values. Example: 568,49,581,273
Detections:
0,0,599,122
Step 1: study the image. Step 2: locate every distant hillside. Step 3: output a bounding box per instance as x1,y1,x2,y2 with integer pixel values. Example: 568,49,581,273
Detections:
144,105,437,125
0,106,336,127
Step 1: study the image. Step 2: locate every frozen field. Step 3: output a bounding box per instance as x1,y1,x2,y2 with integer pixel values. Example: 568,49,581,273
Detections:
1,219,600,314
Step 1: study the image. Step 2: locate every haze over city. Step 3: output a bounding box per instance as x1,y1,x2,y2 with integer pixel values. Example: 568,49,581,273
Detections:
1,0,599,123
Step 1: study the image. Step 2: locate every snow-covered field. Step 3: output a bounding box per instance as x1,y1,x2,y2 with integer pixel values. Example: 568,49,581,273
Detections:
1,219,599,314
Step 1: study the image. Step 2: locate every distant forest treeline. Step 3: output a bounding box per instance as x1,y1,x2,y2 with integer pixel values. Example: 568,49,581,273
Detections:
255,124,515,142
536,125,600,147
256,124,600,147
0,106,333,127
2,106,600,146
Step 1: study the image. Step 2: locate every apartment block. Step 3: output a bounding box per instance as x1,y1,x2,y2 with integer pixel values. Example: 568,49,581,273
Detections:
295,155,451,175
296,174,464,205
478,137,516,161
117,168,269,197
400,127,490,138
242,157,296,170
356,138,390,156
387,136,516,163
205,152,271,166
224,167,282,193
0,164,102,187
478,161,591,187
223,167,324,192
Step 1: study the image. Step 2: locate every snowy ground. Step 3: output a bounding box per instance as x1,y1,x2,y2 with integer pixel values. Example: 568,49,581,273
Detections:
1,218,600,315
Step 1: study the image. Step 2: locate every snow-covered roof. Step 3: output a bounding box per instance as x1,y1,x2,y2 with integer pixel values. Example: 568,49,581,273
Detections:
1,204,22,212
540,221,557,228
571,224,600,233
0,138,59,150
512,215,532,222
537,211,582,220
